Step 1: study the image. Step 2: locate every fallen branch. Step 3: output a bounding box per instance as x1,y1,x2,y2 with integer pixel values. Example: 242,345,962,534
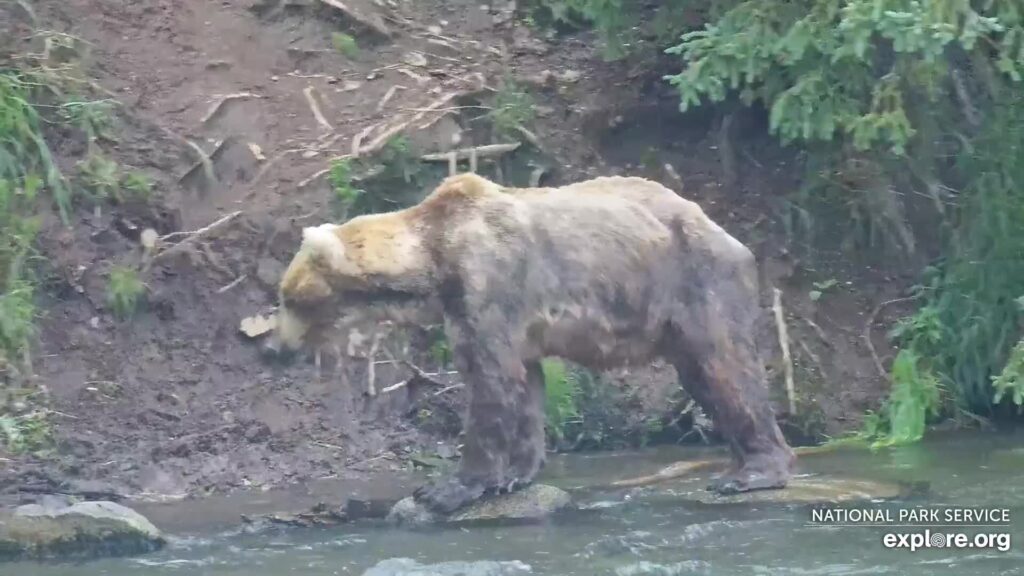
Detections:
317,0,391,38
421,142,521,162
432,382,464,396
377,85,406,111
513,124,543,151
352,123,381,157
179,139,217,189
217,274,248,294
863,295,921,380
303,86,333,131
148,211,243,266
201,92,261,126
365,331,384,397
663,163,685,191
799,315,833,349
606,444,845,489
772,287,796,416
360,90,465,154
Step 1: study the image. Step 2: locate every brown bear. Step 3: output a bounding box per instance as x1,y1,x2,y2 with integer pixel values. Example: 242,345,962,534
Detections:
262,172,796,514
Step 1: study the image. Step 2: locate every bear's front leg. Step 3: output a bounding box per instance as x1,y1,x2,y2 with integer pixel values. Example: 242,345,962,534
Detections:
413,342,527,515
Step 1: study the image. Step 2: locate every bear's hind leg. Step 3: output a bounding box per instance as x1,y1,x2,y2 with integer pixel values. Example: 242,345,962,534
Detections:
672,348,794,494
668,257,795,494
507,360,546,491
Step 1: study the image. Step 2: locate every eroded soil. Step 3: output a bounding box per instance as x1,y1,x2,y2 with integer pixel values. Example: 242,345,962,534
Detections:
0,0,916,506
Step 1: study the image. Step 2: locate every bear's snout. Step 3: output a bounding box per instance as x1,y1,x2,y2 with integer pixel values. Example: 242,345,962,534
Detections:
260,336,296,365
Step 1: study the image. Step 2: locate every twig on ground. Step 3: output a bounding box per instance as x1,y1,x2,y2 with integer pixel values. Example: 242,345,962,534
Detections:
421,142,521,162
201,92,261,126
799,315,833,348
797,338,824,377
217,274,248,294
513,124,543,151
663,163,685,190
352,123,381,157
361,90,465,153
365,331,385,397
303,86,333,131
396,68,430,85
377,85,406,111
179,139,217,188
863,295,921,380
148,211,243,266
312,440,345,451
772,287,797,416
432,382,464,397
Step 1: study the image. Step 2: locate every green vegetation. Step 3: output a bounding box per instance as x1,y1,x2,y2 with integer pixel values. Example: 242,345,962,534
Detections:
541,358,579,445
106,265,146,320
328,157,363,218
120,170,153,201
489,79,536,139
77,152,119,206
331,32,360,58
541,357,670,450
327,136,429,219
524,0,1024,445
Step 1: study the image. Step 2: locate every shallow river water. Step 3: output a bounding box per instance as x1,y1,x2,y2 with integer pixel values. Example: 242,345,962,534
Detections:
14,431,1024,575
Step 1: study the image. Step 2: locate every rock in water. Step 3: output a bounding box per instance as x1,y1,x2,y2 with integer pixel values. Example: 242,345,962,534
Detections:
362,558,532,576
0,500,165,561
387,484,572,526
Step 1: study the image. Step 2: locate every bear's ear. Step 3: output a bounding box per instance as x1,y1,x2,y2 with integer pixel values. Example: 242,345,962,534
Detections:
301,224,346,268
434,172,492,200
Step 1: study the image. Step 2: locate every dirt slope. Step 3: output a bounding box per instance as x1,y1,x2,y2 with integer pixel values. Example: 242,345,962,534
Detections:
1,0,910,503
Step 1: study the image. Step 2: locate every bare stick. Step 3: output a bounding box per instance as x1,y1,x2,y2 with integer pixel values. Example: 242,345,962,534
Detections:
380,380,410,394
303,86,333,131
513,124,543,151
365,331,384,397
663,163,685,190
352,123,380,157
863,295,920,380
179,139,217,188
297,155,354,189
217,274,248,294
606,444,843,489
772,287,796,416
201,92,261,126
160,211,242,243
149,211,243,266
422,142,521,162
432,382,464,397
361,90,465,153
800,315,833,349
376,85,406,112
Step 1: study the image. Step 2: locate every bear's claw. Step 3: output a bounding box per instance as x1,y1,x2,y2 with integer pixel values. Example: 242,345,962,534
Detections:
706,463,790,495
413,476,486,515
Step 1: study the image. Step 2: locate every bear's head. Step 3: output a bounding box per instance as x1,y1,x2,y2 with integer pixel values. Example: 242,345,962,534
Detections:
261,214,436,361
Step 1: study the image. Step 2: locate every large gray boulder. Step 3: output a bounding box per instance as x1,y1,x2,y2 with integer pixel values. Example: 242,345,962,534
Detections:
0,500,165,561
388,484,573,526
362,558,533,576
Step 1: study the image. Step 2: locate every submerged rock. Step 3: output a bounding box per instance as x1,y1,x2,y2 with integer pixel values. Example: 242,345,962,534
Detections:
362,558,532,576
0,500,165,561
388,484,573,526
